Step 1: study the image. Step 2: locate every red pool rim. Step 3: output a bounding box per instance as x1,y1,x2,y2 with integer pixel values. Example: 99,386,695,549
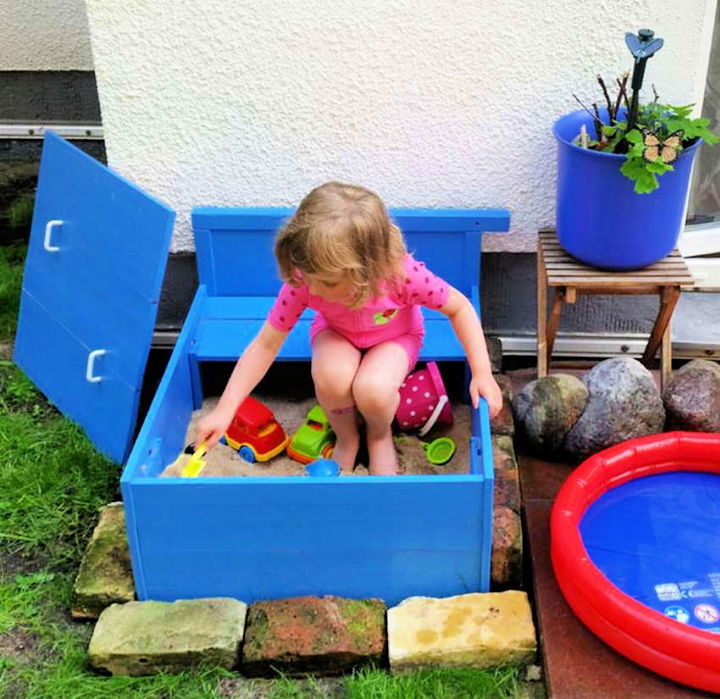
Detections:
551,431,720,693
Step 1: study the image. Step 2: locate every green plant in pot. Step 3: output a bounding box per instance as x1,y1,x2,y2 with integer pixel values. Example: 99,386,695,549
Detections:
553,28,718,270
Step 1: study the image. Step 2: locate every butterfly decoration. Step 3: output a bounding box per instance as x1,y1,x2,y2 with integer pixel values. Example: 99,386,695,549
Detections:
642,130,682,164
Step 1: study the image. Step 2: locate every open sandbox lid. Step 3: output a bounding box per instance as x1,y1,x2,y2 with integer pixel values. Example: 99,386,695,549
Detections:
14,133,175,464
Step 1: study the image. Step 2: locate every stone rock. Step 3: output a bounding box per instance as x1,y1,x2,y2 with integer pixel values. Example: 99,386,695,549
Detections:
492,505,523,590
72,502,135,619
523,663,543,681
492,436,520,513
663,359,720,432
487,336,503,374
513,375,587,455
242,596,386,677
491,374,515,437
388,591,536,672
88,598,246,676
565,358,665,463
492,435,517,474
491,436,522,589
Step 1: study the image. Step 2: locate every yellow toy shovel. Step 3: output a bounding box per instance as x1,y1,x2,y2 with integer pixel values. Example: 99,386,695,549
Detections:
170,442,208,478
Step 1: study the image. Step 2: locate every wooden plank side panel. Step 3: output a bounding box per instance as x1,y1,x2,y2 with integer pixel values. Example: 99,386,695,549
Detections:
193,208,510,299
128,477,489,605
195,317,467,361
16,290,138,464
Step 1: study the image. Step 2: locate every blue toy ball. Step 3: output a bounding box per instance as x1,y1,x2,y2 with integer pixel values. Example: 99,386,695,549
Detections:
305,459,341,477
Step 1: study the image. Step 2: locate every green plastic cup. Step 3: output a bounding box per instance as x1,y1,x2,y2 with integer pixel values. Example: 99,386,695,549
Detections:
423,437,456,465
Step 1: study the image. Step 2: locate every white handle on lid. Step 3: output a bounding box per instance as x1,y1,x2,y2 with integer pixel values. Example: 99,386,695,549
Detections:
85,349,107,383
44,220,63,252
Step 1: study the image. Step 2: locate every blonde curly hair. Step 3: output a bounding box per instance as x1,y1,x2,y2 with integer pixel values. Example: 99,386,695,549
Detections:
275,182,406,308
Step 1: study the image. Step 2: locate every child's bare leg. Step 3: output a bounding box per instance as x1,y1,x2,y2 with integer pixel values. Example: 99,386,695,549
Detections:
352,342,409,476
311,330,362,473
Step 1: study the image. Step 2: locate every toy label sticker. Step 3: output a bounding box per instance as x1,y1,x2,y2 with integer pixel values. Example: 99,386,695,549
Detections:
655,580,719,602
649,578,720,632
694,604,720,625
664,606,690,624
655,583,681,601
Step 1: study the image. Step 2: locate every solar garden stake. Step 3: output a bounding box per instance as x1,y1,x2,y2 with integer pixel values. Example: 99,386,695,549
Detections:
624,28,664,135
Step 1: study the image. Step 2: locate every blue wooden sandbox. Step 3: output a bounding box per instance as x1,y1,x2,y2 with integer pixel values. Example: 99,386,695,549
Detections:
15,134,510,605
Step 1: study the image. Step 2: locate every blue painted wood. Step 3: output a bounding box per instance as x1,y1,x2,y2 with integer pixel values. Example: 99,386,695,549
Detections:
477,398,495,591
195,316,467,362
191,207,510,298
15,290,137,462
122,205,507,602
193,228,216,296
122,292,208,597
14,132,174,463
126,475,488,605
192,206,510,233
123,289,206,482
188,207,509,370
192,207,292,232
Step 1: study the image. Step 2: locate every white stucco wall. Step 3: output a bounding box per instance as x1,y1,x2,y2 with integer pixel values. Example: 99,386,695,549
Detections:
85,0,717,252
0,0,93,71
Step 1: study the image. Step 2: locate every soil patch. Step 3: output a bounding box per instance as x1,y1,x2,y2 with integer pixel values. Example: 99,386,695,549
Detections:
217,675,346,698
0,628,40,665
0,551,47,579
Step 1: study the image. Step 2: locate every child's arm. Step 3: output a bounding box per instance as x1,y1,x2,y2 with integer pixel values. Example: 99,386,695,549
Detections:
439,287,503,418
397,254,502,418
196,280,308,449
194,322,288,449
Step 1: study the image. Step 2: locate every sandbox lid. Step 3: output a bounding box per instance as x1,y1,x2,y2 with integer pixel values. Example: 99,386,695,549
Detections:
14,133,175,464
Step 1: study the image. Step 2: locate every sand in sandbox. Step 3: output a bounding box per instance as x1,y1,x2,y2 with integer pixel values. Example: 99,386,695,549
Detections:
160,394,472,477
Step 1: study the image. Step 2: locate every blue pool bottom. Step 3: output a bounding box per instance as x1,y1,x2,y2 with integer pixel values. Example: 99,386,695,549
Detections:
580,471,720,634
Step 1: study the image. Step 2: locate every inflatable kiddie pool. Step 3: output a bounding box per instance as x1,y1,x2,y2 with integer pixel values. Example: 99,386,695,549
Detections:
551,431,720,693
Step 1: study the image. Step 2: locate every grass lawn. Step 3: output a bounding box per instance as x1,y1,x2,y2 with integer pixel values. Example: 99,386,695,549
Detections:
0,243,534,698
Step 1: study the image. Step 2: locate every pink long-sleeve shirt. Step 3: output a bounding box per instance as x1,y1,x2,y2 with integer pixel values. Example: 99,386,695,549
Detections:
267,254,450,348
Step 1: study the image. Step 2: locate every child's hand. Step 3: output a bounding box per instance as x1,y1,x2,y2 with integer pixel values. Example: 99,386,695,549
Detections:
194,407,234,450
469,373,504,419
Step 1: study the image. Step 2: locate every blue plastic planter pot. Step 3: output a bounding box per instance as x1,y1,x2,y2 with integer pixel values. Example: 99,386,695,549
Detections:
553,109,701,270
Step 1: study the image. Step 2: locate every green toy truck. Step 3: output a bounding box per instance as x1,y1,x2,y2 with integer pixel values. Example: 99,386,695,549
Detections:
287,405,336,464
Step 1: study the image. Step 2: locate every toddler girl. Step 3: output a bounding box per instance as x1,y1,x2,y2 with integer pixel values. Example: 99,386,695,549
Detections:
195,182,503,475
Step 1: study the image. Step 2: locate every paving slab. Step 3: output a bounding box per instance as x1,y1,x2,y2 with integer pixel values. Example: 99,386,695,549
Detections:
88,598,246,676
72,502,134,619
241,596,386,677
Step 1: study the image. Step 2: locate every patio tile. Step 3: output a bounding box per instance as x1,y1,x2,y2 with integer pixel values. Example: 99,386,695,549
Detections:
516,447,571,503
